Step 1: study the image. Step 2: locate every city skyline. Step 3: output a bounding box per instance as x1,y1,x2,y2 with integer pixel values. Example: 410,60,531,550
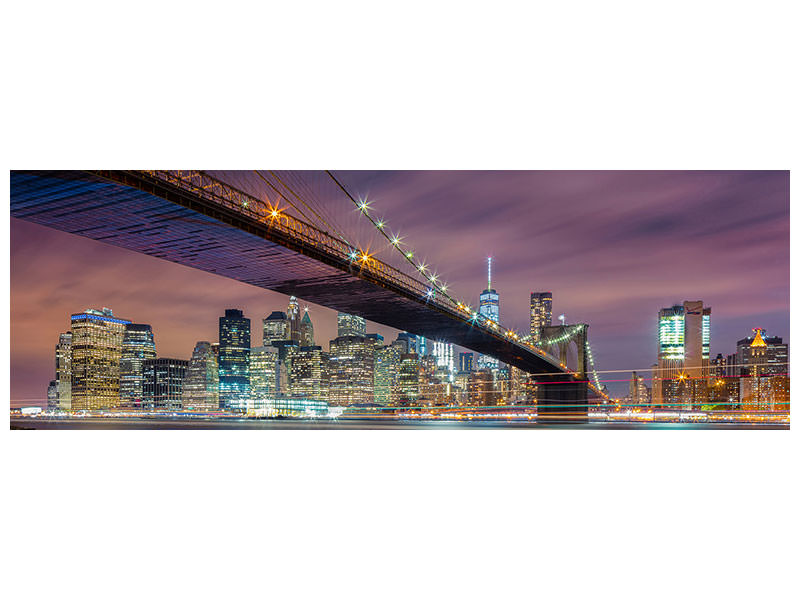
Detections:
10,171,789,403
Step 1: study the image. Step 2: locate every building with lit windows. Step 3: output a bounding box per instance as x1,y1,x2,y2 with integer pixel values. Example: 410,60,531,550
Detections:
628,371,650,406
143,358,187,411
431,340,455,382
70,307,131,411
286,296,301,344
530,292,553,342
458,352,474,373
249,345,280,410
477,257,500,370
328,335,374,405
55,332,72,411
652,301,710,409
337,312,367,338
374,344,401,405
119,323,156,409
47,380,58,410
299,309,314,347
395,332,419,354
468,369,495,406
735,329,789,411
183,341,220,411
262,311,288,346
218,309,250,412
289,346,328,404
397,353,420,405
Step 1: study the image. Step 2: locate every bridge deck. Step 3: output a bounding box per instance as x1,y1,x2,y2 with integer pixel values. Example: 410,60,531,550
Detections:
11,170,575,379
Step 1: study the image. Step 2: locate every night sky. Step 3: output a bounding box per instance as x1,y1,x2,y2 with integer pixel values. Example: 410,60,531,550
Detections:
10,170,790,403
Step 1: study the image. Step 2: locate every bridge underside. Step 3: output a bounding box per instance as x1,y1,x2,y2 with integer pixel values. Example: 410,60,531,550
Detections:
10,171,588,404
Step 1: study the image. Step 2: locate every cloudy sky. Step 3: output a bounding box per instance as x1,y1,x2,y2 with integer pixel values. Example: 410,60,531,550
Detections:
10,170,789,402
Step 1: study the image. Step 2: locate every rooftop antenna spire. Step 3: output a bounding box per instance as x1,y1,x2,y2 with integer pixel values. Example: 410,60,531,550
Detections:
487,256,492,290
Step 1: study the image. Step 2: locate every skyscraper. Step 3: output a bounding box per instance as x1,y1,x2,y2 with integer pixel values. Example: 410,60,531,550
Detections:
119,323,156,409
458,352,474,373
70,307,131,411
219,309,251,412
734,329,789,411
653,301,711,408
183,341,220,411
530,292,553,342
299,308,314,347
263,311,288,346
54,332,72,411
431,340,455,382
249,345,280,410
142,358,187,411
337,312,366,338
286,296,301,344
289,346,328,404
328,335,374,405
478,257,499,370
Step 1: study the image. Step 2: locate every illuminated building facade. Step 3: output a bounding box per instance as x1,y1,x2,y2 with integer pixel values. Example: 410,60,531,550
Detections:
328,335,374,405
262,311,288,346
397,353,420,405
530,292,553,342
218,309,251,412
628,371,650,406
431,341,455,382
183,341,219,411
249,345,279,410
736,329,789,411
299,309,314,347
55,332,72,411
478,257,500,370
119,323,156,409
374,344,401,405
286,296,301,344
458,352,474,373
142,358,187,411
289,346,327,404
47,380,58,410
468,369,494,406
653,301,711,408
337,312,367,338
70,308,131,411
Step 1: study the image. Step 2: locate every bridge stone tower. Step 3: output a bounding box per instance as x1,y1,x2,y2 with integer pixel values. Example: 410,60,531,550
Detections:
536,323,589,422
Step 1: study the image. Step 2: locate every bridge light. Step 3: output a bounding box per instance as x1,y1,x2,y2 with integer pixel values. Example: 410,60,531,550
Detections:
358,199,370,212
406,251,413,259
391,236,400,245
349,250,358,260
376,220,385,229
271,209,279,218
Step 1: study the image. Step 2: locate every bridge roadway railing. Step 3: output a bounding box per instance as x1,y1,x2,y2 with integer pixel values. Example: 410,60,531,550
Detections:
93,170,600,391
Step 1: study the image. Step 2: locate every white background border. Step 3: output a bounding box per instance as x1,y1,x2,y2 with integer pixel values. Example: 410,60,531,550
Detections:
2,2,797,599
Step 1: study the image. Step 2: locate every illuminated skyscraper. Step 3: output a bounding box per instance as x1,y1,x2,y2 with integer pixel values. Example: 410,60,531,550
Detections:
143,358,187,411
530,292,553,342
70,307,131,411
219,309,251,412
249,345,279,410
337,312,366,338
183,341,220,411
263,311,288,346
47,380,58,410
653,301,711,408
431,341,455,382
289,345,327,404
55,332,72,411
119,323,156,409
287,296,301,343
478,257,499,370
328,335,374,405
374,344,401,405
735,329,789,411
397,353,420,405
458,352,474,373
299,309,314,347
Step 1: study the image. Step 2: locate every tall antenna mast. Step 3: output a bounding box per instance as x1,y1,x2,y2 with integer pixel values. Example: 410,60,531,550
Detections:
487,256,492,290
